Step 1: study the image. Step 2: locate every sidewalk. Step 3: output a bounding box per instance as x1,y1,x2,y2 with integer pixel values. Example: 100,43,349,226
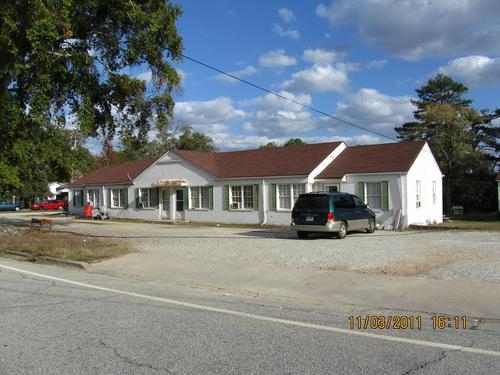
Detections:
89,252,500,320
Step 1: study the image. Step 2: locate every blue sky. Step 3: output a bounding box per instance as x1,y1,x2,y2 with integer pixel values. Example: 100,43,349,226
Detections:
141,0,500,151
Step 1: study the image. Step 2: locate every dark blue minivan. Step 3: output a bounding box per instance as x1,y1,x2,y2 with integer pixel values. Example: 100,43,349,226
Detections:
291,192,376,239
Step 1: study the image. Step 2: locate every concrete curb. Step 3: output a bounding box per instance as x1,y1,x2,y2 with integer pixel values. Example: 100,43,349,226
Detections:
6,251,89,270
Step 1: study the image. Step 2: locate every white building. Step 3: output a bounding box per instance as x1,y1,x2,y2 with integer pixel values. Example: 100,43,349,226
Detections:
68,140,443,228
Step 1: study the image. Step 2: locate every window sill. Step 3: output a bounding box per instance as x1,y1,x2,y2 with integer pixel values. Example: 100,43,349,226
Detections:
188,208,210,211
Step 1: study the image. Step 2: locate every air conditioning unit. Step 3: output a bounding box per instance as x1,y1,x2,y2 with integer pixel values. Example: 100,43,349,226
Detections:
230,202,240,209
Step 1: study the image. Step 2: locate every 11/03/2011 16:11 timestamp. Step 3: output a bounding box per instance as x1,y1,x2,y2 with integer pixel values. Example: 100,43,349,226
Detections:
348,315,468,330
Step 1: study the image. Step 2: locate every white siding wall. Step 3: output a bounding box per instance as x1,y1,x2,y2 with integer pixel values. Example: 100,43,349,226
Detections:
406,144,443,225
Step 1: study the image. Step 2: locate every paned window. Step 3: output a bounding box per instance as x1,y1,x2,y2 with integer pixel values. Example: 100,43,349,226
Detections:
227,185,257,210
111,188,127,208
277,184,306,209
190,186,210,209
416,180,422,208
73,190,84,207
358,181,389,211
87,189,100,207
138,188,159,208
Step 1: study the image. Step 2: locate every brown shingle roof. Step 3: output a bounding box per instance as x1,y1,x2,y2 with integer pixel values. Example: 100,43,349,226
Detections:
176,142,343,178
317,141,427,179
70,159,156,186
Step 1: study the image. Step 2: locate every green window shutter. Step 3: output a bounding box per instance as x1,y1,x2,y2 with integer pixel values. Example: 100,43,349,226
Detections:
357,182,365,202
252,184,259,210
135,188,140,208
154,188,160,207
124,189,129,209
208,186,214,210
381,181,389,211
270,184,277,211
223,185,229,210
80,190,84,206
72,191,76,207
183,186,189,208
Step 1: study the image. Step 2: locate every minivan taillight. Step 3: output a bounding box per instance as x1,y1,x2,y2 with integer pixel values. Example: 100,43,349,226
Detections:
327,212,335,221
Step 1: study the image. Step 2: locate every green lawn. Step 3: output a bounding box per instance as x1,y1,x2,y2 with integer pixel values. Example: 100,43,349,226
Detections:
434,219,500,231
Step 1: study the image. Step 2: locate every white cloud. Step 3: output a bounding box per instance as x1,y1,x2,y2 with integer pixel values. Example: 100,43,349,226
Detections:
316,0,500,60
259,49,297,69
274,24,300,40
333,88,415,136
174,97,246,130
243,91,316,137
246,90,312,112
214,66,257,83
438,55,500,86
282,64,350,93
278,7,296,23
303,48,343,65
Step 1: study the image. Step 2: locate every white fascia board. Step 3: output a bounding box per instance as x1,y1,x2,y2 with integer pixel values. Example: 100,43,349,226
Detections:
344,171,407,178
308,142,347,182
155,150,184,164
215,175,308,182
314,178,344,183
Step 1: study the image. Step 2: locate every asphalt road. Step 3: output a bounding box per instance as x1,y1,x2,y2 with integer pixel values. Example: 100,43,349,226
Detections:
1,259,500,375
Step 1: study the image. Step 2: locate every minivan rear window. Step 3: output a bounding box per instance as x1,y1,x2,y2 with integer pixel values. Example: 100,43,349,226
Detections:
294,195,328,210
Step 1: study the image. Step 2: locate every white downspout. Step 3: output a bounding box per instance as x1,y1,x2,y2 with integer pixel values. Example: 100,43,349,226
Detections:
261,179,268,225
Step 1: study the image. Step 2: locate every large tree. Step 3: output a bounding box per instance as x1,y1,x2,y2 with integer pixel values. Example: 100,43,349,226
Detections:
175,126,218,152
395,74,499,213
0,0,183,197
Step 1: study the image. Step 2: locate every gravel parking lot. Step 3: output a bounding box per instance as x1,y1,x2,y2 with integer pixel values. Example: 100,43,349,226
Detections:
56,220,500,284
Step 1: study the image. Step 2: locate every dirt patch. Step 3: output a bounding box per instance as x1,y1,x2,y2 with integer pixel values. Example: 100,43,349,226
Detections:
0,225,131,263
319,264,349,272
355,254,461,277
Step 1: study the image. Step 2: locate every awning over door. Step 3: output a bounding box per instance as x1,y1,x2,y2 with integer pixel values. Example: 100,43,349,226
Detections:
151,179,187,187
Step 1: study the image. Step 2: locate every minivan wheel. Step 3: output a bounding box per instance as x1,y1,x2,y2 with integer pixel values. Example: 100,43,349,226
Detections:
297,231,308,239
337,222,347,239
366,217,375,233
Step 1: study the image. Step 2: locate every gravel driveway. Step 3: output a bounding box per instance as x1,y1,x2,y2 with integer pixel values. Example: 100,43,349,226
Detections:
54,220,500,284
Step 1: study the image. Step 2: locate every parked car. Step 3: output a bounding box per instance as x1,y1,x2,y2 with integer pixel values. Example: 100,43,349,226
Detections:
31,199,66,210
291,192,376,239
0,201,21,211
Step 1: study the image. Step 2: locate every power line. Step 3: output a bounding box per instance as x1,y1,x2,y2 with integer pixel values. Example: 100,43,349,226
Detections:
181,53,398,142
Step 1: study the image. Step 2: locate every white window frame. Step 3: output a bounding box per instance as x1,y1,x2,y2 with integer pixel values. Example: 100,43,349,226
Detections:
138,188,158,208
277,183,305,210
111,188,127,208
230,185,253,210
190,186,209,209
365,182,382,210
87,189,100,207
416,180,422,208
